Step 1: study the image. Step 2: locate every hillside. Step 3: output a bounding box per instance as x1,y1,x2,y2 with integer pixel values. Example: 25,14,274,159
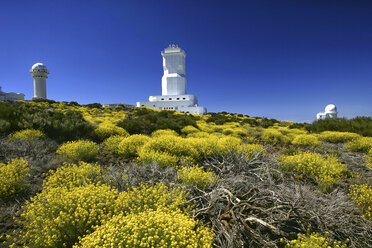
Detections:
0,100,371,248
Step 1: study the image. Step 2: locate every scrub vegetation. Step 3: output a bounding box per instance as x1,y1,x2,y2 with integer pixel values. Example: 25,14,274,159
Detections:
0,100,371,248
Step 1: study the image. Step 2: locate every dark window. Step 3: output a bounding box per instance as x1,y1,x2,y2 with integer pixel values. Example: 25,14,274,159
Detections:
169,98,172,100
177,98,180,100
161,98,164,100
183,98,186,100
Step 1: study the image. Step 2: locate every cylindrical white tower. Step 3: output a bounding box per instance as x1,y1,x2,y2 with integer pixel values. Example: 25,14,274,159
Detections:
30,63,49,99
325,104,338,118
161,44,186,95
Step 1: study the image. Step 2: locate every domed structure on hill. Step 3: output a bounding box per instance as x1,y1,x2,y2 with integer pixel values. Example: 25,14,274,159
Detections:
30,62,49,99
317,104,338,120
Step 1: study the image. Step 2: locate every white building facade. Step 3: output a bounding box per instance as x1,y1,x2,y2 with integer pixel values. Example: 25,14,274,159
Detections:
0,86,25,101
137,45,207,114
30,63,49,100
317,104,338,120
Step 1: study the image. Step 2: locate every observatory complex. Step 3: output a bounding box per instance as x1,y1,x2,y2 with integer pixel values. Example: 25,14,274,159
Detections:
317,104,338,120
30,63,49,100
137,45,207,114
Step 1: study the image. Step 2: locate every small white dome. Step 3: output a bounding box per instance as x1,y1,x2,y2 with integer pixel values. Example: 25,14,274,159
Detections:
30,63,48,73
325,104,337,113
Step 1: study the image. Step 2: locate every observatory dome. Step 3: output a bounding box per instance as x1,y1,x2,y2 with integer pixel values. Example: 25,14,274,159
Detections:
325,104,337,113
30,63,48,73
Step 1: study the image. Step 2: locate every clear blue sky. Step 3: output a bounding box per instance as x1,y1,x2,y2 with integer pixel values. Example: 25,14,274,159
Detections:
0,0,371,122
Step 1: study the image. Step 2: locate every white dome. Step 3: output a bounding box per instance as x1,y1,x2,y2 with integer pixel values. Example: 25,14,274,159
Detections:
30,63,48,73
325,104,337,113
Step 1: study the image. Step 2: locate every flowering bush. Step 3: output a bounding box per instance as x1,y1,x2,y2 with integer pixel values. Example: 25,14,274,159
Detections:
292,134,323,148
280,152,346,192
93,122,129,141
318,131,360,143
74,209,214,248
151,129,179,137
115,182,189,215
238,143,265,158
42,161,104,191
181,125,199,135
284,232,348,248
345,137,372,153
138,149,179,167
262,129,291,144
56,140,99,161
117,134,151,158
0,158,31,198
103,135,126,154
138,135,199,167
13,184,118,248
177,164,217,189
8,129,46,142
349,184,372,220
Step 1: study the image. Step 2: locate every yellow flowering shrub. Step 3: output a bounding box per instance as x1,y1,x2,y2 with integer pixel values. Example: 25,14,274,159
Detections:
181,125,199,135
262,129,291,144
117,134,151,158
280,152,346,192
215,136,242,155
14,184,118,248
8,129,46,142
138,135,199,167
92,122,129,141
292,134,323,148
56,140,99,161
42,161,104,191
187,131,216,138
138,150,179,167
238,143,265,158
177,164,217,189
349,184,372,220
74,209,214,248
115,182,189,214
0,158,31,198
103,135,127,154
345,137,372,153
318,131,361,143
284,232,348,248
151,129,179,137
366,148,372,168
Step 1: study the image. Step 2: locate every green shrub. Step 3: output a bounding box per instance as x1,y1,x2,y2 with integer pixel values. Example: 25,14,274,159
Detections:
56,140,99,161
117,107,197,135
93,122,129,141
117,134,151,158
8,129,46,142
0,101,94,142
305,116,372,137
103,135,127,154
279,152,346,192
0,158,31,198
292,134,323,148
262,129,291,144
115,182,189,215
284,232,348,248
42,162,104,191
349,184,372,221
318,131,361,143
177,164,217,189
74,209,214,248
13,184,118,248
151,129,179,137
345,137,372,153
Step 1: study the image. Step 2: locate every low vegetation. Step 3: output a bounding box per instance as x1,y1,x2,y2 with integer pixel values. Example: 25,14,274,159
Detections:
1,100,371,248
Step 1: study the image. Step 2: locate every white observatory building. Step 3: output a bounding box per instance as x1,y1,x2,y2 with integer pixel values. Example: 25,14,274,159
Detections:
0,86,24,101
317,104,338,120
137,45,207,114
30,63,49,100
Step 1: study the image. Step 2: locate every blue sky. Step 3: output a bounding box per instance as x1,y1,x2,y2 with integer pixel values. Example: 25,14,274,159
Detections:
0,0,371,122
